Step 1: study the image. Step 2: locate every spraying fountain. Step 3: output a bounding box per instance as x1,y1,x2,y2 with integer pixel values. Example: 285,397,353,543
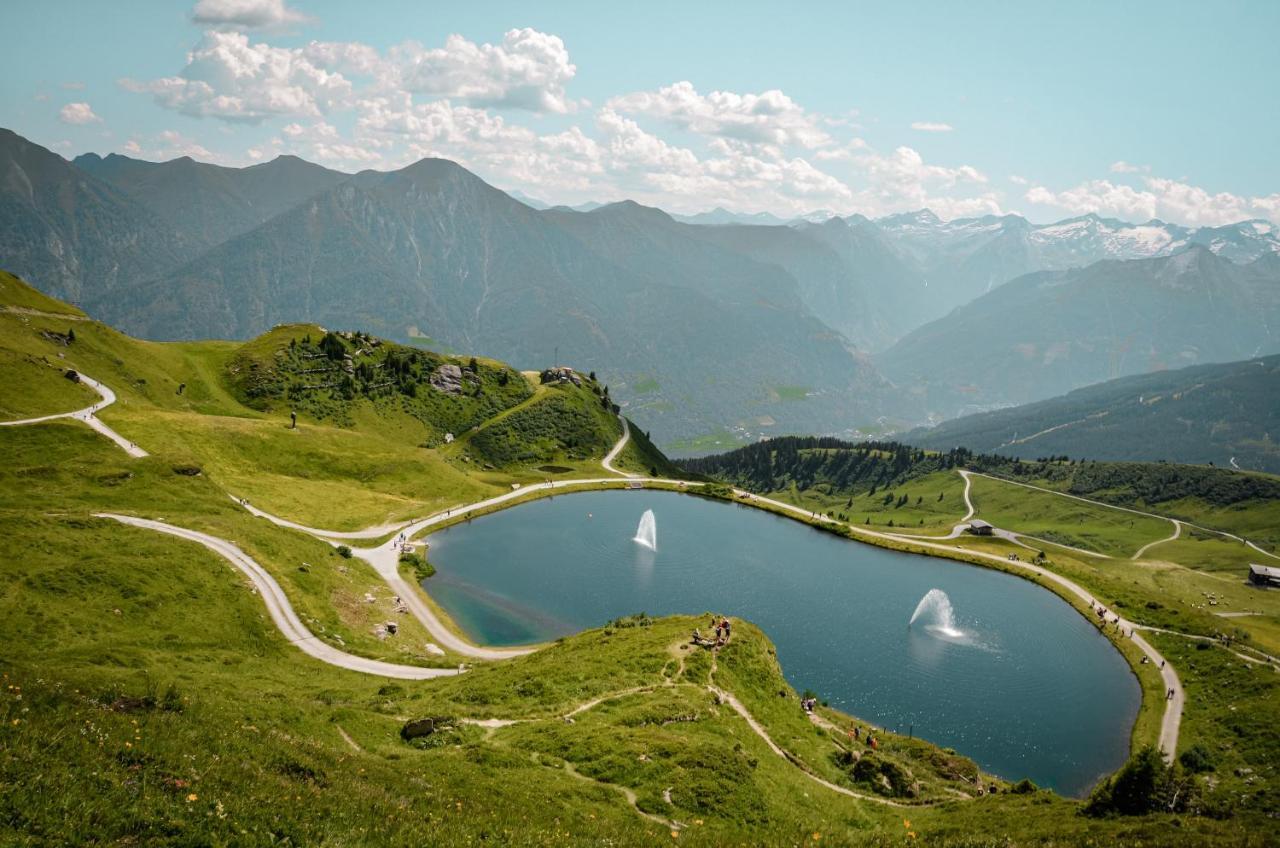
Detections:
633,509,657,551
909,588,963,639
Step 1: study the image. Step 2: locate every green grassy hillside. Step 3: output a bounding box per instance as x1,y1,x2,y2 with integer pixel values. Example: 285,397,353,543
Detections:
3,275,1278,845
908,354,1280,474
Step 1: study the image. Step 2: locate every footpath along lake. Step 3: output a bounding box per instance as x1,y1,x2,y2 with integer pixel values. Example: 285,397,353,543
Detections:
424,489,1140,796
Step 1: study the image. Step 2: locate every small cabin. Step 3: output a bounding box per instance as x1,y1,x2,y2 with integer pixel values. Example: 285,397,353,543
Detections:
967,519,994,536
1248,563,1280,589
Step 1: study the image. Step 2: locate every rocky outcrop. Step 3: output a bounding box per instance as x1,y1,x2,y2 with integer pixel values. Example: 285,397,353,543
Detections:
429,363,464,394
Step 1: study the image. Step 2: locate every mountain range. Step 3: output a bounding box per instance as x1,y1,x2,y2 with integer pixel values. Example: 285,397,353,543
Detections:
905,354,1280,473
2,125,1277,451
878,248,1280,418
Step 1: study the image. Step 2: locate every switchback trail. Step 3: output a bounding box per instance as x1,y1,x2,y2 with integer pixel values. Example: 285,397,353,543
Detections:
0,371,147,457
96,513,459,680
601,416,638,477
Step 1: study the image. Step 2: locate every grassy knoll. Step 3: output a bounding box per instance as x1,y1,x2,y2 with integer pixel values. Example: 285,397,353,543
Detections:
1145,631,1279,814
967,474,1175,557
0,270,86,315
972,456,1280,555
0,342,98,419
771,469,968,532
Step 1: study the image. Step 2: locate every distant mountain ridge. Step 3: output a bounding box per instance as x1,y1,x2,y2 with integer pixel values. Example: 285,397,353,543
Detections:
905,354,1280,473
877,247,1280,419
85,154,900,443
74,151,347,248
4,125,1278,448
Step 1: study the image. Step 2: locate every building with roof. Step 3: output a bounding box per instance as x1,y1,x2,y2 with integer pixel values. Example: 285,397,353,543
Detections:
1247,563,1280,588
967,519,993,536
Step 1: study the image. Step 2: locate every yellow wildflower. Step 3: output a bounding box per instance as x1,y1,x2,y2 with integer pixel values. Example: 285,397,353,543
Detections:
186,793,198,802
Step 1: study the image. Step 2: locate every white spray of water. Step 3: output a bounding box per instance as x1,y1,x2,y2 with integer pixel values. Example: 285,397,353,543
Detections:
909,588,963,639
633,509,657,551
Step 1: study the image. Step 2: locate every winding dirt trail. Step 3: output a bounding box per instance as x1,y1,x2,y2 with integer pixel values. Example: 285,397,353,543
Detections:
1133,520,1182,560
0,372,147,457
601,416,639,477
96,513,459,680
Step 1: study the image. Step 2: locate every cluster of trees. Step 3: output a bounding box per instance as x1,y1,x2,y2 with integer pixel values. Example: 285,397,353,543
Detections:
679,436,973,494
1083,746,1209,818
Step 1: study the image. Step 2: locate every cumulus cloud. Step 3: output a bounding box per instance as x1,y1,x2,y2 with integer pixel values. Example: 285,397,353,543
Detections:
607,81,831,149
910,121,953,132
120,30,353,123
1108,160,1148,174
116,28,1015,217
388,29,580,113
58,102,101,124
124,27,581,125
1026,176,1280,226
191,0,311,30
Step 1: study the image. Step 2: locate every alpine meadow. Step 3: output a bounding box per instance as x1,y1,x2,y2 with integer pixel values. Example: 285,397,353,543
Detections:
2,3,1279,847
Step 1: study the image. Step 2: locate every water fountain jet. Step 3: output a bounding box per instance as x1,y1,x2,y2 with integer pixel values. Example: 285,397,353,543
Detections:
633,509,657,551
909,588,963,639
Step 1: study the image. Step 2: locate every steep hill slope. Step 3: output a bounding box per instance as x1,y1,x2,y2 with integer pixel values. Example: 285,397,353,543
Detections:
877,248,1280,418
0,129,195,304
906,355,1280,472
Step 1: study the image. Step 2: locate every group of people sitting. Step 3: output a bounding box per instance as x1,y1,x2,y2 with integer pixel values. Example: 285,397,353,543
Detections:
850,724,879,750
691,616,732,648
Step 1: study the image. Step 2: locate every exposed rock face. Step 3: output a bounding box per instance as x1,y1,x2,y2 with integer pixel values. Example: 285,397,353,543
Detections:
429,363,464,394
400,717,453,740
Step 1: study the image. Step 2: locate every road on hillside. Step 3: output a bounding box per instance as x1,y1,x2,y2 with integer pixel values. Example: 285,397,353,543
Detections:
0,371,147,457
97,513,459,680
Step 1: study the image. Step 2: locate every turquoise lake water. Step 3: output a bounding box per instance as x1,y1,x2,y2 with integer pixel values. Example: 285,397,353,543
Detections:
424,489,1140,796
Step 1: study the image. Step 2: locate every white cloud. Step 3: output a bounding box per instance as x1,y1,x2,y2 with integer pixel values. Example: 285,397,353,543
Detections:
115,28,1017,218
1026,176,1280,226
1108,160,1148,174
1009,174,1028,185
58,102,101,124
607,81,831,149
910,121,953,132
61,81,86,91
388,29,579,113
121,30,353,123
191,0,311,30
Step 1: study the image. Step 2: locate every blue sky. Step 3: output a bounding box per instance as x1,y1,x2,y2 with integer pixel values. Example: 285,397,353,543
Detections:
3,0,1278,224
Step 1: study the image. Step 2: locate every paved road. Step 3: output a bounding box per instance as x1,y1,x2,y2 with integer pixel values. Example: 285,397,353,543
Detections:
96,513,459,680
0,372,147,457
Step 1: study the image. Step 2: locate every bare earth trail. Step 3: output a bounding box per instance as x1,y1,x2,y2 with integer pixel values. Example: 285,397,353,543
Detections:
95,513,459,680
0,371,147,457
601,416,639,477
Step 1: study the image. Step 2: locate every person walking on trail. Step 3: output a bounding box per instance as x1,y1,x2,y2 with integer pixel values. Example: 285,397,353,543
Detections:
720,618,731,643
